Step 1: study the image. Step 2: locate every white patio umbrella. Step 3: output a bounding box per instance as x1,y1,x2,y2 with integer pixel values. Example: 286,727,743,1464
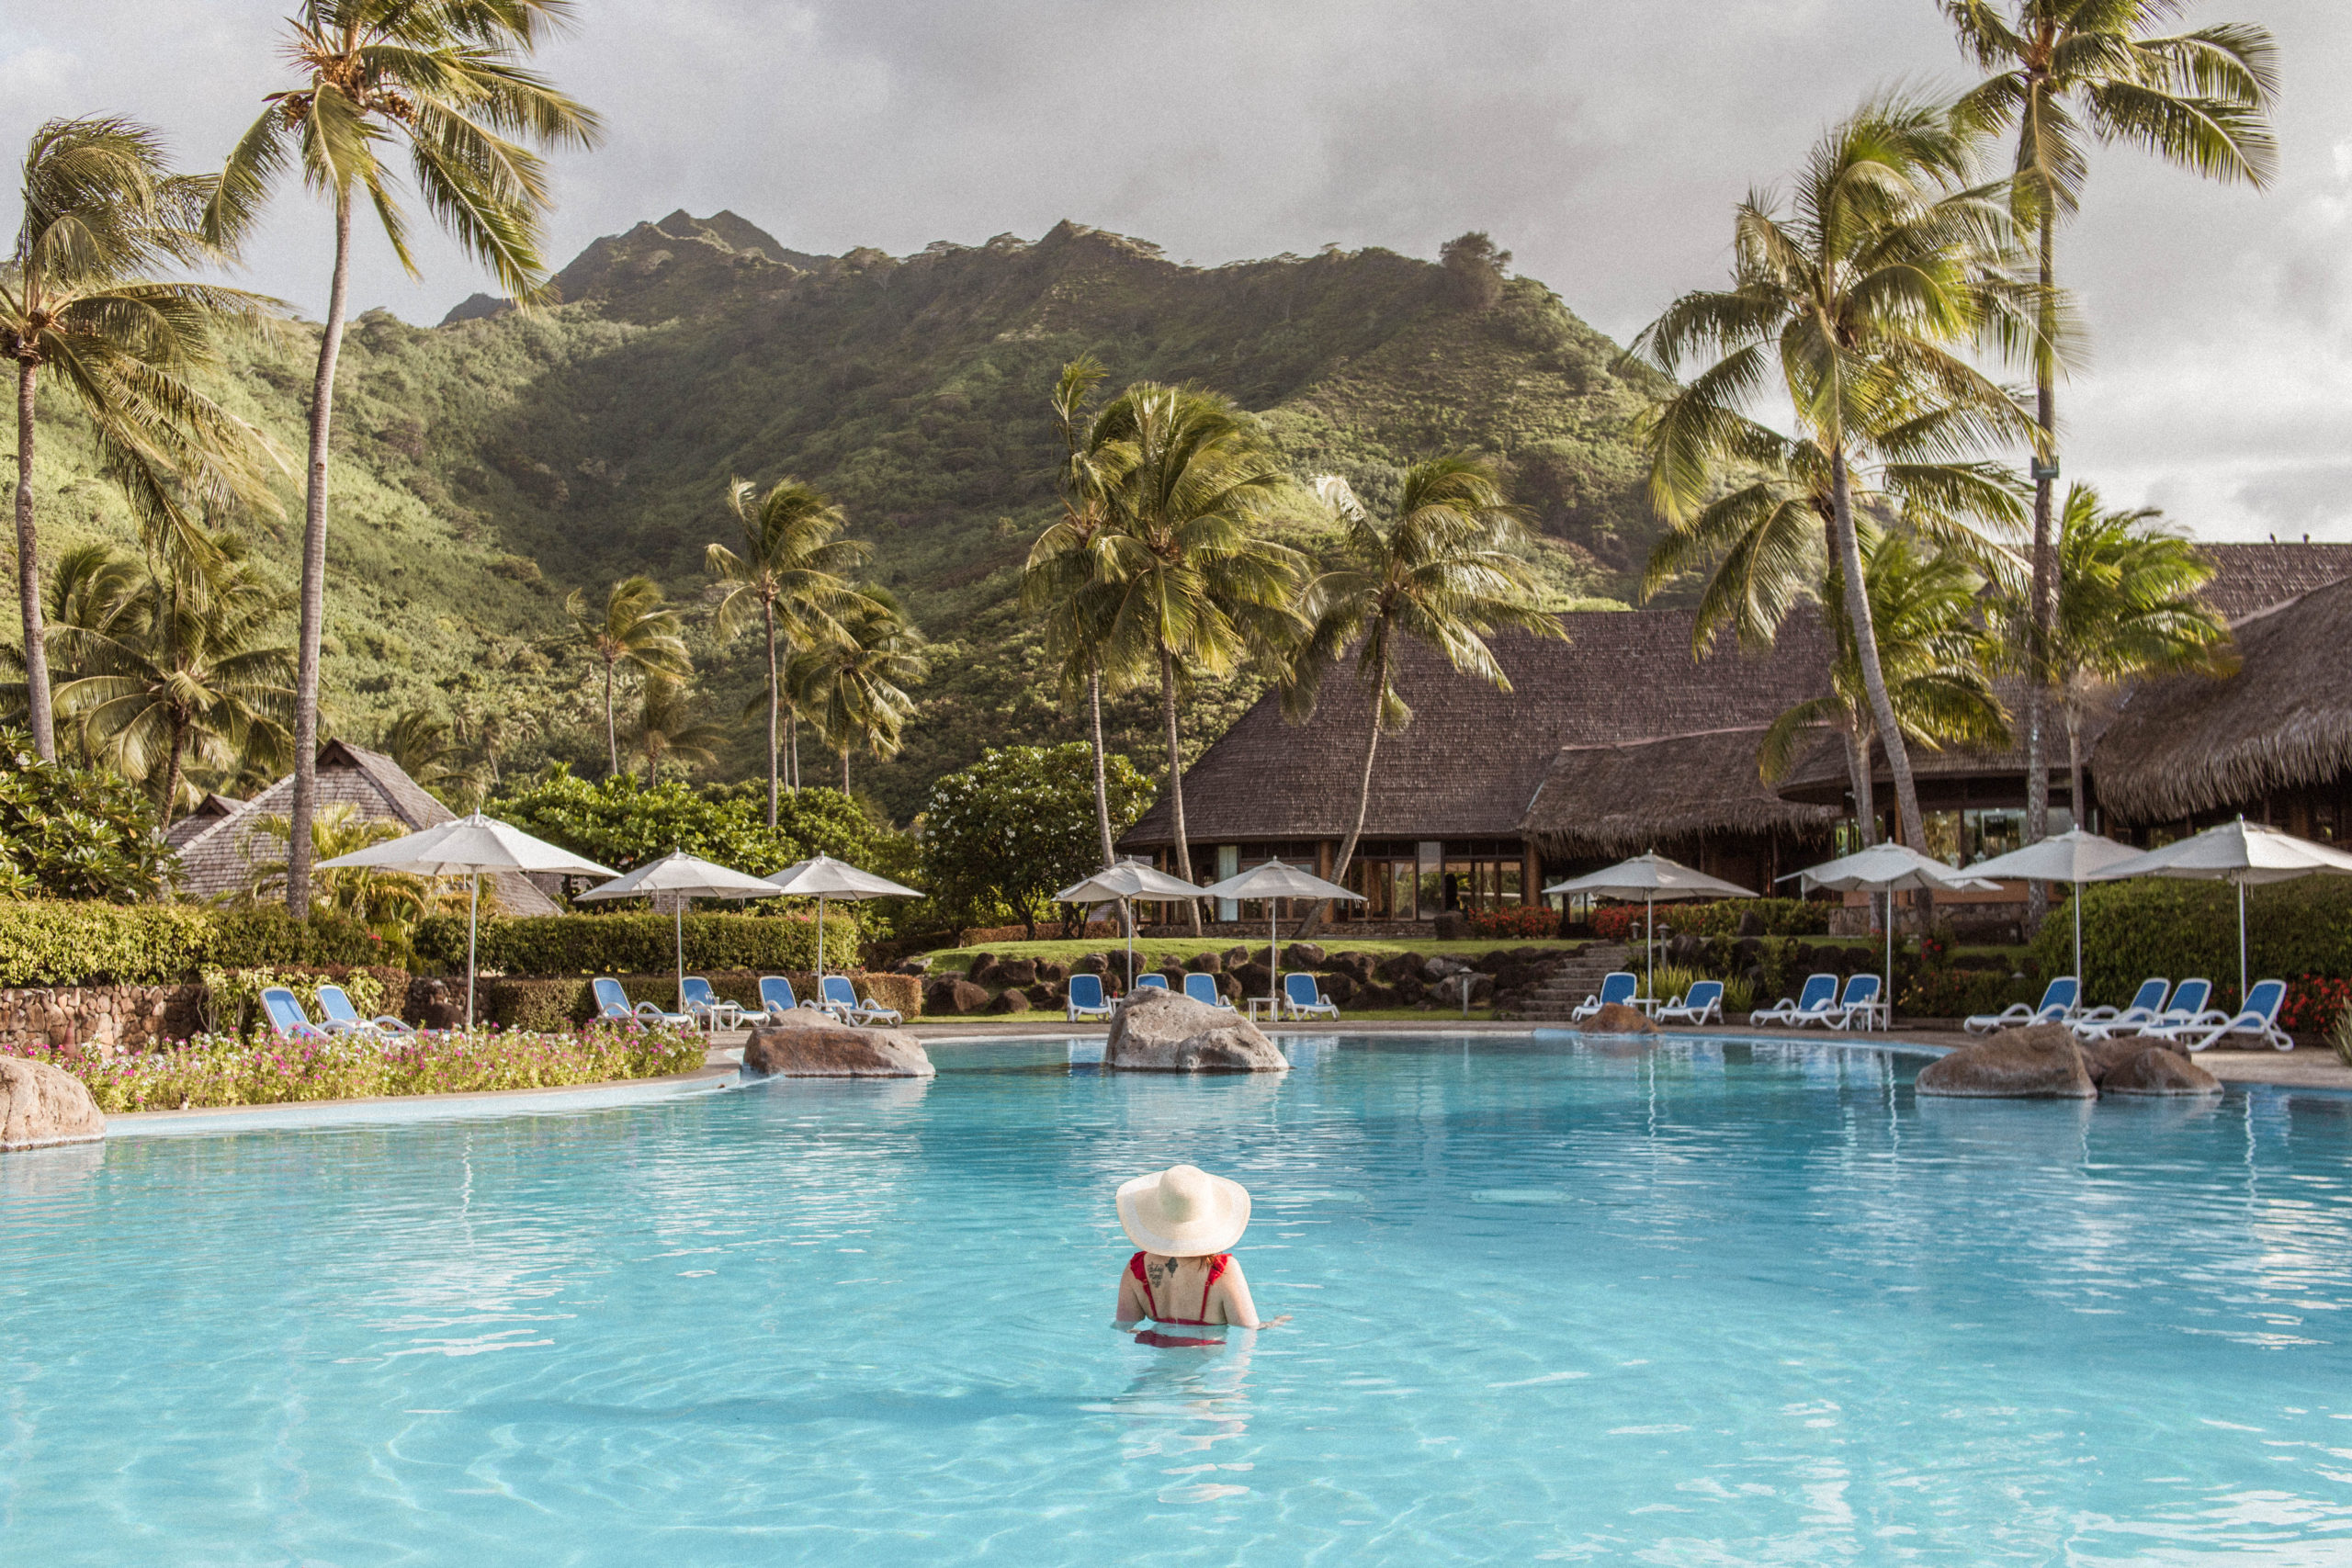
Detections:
316,812,617,1029
1197,859,1366,1011
572,851,782,1010
763,854,923,983
1544,852,1756,1000
1957,828,2141,998
2085,818,2352,1004
1781,843,1998,1021
1055,858,1204,990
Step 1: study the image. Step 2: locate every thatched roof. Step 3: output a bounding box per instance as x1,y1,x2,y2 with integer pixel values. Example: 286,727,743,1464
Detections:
1119,609,1835,850
2094,571,2352,823
164,792,243,851
171,739,560,914
2192,543,2352,620
1522,728,1840,853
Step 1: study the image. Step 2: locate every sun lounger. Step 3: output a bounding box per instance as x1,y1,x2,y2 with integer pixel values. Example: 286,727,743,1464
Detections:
1751,974,1838,1027
1182,973,1237,1010
679,976,739,1031
820,974,902,1027
312,982,414,1036
2070,978,2169,1038
1066,972,1114,1021
1964,976,2078,1035
1569,972,1638,1023
1821,973,1881,1032
757,976,800,1020
1655,980,1723,1027
2149,978,2291,1053
258,987,332,1041
593,976,694,1028
1283,971,1340,1021
1134,974,1170,992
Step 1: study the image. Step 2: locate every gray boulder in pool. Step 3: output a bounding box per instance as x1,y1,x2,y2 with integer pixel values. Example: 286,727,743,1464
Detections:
1103,989,1289,1073
2100,1045,2222,1097
0,1057,105,1151
742,1008,935,1077
1916,1023,2095,1100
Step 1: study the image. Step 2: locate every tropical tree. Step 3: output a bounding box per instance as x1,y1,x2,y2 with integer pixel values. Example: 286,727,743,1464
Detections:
707,477,870,821
1082,382,1304,931
1285,456,1562,922
0,725,173,899
920,742,1156,939
245,801,468,942
48,534,296,823
1630,95,2047,850
1991,484,2233,816
5,116,282,761
560,576,688,778
626,676,725,784
788,584,925,795
379,706,482,807
0,542,141,764
204,0,603,914
1945,0,2276,862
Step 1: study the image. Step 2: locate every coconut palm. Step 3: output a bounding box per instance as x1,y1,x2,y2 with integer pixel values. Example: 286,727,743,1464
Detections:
559,577,688,779
626,676,724,784
1285,456,1563,919
205,0,602,914
6,116,283,761
246,801,469,934
707,476,870,821
1991,483,2233,817
788,584,925,795
49,533,296,823
378,706,482,808
1945,0,2276,859
1630,94,2048,850
0,542,143,764
1083,382,1304,932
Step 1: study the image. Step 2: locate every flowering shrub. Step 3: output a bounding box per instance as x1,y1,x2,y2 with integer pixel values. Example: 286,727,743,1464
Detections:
2278,974,2352,1036
1464,906,1561,940
1590,906,1653,942
5,1022,704,1113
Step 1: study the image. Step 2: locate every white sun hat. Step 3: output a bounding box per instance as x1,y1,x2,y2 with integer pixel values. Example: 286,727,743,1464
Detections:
1115,1164,1252,1257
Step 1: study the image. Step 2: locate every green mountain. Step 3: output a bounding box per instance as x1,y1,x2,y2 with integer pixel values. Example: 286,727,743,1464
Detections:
11,211,1668,818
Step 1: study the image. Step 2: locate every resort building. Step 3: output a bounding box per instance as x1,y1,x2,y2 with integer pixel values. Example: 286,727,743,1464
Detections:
1117,542,2351,930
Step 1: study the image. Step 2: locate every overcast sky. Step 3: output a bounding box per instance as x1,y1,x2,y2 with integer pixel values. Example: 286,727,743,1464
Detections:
7,1,2348,540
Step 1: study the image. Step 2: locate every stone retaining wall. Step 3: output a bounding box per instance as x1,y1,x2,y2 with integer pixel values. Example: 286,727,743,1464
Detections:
0,985,208,1052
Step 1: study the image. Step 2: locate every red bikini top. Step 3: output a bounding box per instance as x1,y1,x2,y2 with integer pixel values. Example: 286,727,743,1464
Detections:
1128,1250,1231,1325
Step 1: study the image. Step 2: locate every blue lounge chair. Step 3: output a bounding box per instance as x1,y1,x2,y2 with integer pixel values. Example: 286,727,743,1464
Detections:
1751,974,1837,1026
1283,971,1340,1021
594,976,694,1028
1182,973,1236,1010
2150,977,2217,1033
1656,979,1724,1027
258,987,331,1041
1135,973,1170,993
2071,978,2169,1038
2153,978,2291,1052
757,976,801,1019
1569,972,1638,1023
1823,973,1881,1032
820,974,902,1027
678,976,737,1031
1964,976,2078,1034
313,982,413,1036
1067,972,1114,1022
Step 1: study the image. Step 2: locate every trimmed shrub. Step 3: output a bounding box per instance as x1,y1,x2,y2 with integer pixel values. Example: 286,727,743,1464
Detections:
199,964,408,1037
1464,906,1561,940
414,910,859,977
1674,898,1831,938
2029,879,2352,1010
206,908,387,969
1900,967,2038,1020
0,900,215,985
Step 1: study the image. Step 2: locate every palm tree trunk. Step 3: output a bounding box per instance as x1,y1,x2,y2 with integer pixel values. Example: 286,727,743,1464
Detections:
841,747,850,794
1159,647,1202,936
2065,697,2085,833
286,196,355,918
1842,722,1878,848
763,601,779,827
786,707,800,793
2023,204,2058,929
1089,669,1114,867
1828,447,1925,850
603,656,618,776
160,715,187,828
13,358,55,761
1307,647,1389,938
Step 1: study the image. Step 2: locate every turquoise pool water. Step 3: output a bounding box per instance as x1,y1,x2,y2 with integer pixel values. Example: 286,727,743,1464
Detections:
4,1033,2350,1564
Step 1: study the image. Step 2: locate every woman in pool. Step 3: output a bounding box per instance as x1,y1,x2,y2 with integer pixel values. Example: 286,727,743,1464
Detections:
1114,1163,1283,1331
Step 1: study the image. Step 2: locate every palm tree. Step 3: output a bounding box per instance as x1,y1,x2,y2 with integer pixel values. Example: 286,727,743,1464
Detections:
50,533,295,823
1285,456,1563,923
247,801,469,933
788,583,925,794
1630,95,2047,850
379,706,482,807
627,676,724,784
1992,484,2233,818
560,577,688,778
6,116,283,761
1084,382,1303,932
205,0,602,915
707,477,869,822
0,542,142,763
1945,1,2276,861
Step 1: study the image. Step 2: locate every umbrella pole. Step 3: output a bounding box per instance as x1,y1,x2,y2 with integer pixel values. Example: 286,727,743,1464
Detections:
2237,878,2247,1007
1645,893,1655,1001
817,895,827,986
676,898,685,1012
1884,892,1892,1022
2073,876,2083,1001
466,871,480,1032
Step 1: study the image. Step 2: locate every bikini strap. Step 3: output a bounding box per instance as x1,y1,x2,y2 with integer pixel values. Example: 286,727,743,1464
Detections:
1128,1251,1156,1319
1198,1253,1229,1319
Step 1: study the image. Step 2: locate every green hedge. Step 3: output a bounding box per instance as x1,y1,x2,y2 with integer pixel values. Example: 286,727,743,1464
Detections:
413,910,859,978
1674,898,1832,938
0,901,386,987
2030,879,2352,1010
481,969,920,1030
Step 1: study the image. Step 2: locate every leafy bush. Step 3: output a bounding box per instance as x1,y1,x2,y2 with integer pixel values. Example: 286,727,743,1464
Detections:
413,909,858,976
199,965,401,1037
489,768,887,878
1649,964,1702,1004
1673,898,1831,937
0,728,175,899
2030,879,2352,1010
1900,967,2036,1020
2279,974,2352,1036
920,743,1154,936
1464,906,1560,939
0,900,215,985
1718,976,1757,1016
206,907,388,968
1590,906,1653,942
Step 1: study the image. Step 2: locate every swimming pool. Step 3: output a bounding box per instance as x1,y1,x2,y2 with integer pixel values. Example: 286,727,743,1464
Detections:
4,1033,2348,1563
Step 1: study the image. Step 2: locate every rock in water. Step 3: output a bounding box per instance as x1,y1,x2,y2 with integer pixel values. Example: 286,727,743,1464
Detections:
2102,1046,2222,1097
742,1008,935,1077
1581,1002,1658,1035
2073,1035,2151,1083
1102,989,1289,1073
0,1057,106,1150
1916,1023,2096,1100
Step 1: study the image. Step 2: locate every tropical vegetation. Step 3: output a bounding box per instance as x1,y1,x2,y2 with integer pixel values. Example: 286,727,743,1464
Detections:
921,742,1155,938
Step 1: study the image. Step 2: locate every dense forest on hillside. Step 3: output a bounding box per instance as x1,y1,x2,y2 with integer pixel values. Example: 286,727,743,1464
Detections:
11,210,1670,817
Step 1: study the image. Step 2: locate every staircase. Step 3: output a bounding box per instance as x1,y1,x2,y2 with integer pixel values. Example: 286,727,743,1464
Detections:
1519,944,1634,1022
